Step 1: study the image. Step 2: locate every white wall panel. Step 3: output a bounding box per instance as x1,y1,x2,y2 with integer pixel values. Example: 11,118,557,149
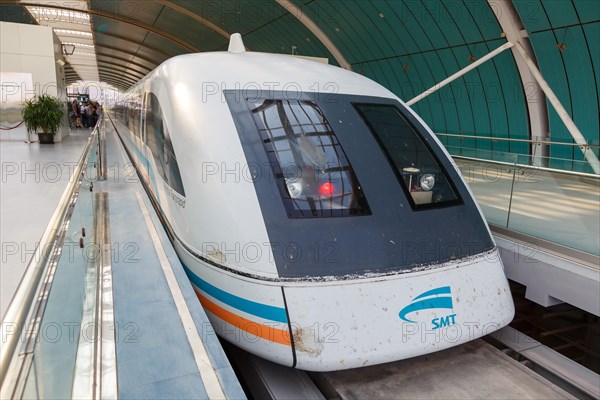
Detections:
0,22,68,141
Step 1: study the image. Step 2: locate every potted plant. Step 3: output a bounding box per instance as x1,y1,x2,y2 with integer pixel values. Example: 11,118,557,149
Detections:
22,95,65,144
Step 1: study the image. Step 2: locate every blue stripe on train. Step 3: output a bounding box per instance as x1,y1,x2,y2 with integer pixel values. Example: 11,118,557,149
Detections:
181,262,288,324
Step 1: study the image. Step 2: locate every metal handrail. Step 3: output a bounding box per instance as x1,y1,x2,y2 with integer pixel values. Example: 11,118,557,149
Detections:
0,126,97,388
452,155,600,179
435,132,600,149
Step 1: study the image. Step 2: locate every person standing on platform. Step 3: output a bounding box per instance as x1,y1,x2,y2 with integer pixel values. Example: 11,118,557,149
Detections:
80,102,88,128
90,102,97,127
92,101,101,126
87,102,94,128
70,100,80,128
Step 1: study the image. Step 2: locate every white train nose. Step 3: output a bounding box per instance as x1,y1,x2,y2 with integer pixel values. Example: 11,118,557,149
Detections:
283,250,514,371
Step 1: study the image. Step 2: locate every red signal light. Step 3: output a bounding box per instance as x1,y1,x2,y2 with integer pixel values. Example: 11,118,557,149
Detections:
319,182,335,197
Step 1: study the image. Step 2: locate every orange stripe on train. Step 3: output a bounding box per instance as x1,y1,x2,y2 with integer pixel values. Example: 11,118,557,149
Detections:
196,291,291,346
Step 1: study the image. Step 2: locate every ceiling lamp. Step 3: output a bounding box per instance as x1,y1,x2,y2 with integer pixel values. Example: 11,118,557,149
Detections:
62,43,76,55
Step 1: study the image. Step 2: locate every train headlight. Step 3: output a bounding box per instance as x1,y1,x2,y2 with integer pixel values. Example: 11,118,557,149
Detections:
287,181,302,198
420,174,435,191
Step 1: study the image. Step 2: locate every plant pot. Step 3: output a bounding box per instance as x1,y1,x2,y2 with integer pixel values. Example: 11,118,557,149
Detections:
38,132,55,144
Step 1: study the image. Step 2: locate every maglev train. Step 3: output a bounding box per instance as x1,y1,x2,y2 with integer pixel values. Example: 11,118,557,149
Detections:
109,34,514,371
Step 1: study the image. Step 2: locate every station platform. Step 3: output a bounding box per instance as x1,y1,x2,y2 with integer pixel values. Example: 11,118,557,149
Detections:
455,158,599,255
0,120,245,399
453,158,600,316
0,129,91,316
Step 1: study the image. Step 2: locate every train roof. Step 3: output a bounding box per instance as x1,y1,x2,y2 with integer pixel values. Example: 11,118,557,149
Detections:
131,34,397,100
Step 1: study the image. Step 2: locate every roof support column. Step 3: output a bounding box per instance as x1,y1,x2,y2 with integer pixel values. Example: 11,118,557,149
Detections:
512,42,600,174
488,0,550,167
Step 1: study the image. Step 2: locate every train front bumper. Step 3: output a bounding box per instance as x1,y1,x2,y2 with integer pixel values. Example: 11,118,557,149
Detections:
283,249,514,371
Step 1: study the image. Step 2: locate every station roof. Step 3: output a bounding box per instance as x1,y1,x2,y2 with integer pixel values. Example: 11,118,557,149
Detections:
1,0,599,167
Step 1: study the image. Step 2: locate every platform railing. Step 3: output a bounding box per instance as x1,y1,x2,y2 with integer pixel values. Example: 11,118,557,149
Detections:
436,132,600,175
0,119,101,398
438,135,600,256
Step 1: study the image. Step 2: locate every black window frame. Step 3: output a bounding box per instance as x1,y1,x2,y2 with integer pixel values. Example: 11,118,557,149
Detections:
246,98,372,219
353,102,464,211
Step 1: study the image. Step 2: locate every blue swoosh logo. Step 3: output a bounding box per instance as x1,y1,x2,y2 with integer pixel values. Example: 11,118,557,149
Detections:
413,286,451,301
399,286,453,323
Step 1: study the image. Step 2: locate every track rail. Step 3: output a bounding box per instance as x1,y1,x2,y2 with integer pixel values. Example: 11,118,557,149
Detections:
226,330,597,400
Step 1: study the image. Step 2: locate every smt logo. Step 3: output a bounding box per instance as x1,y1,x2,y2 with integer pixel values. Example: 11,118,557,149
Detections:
399,286,457,330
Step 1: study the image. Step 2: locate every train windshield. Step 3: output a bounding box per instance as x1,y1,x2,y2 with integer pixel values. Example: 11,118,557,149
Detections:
355,104,461,209
249,99,371,218
227,91,494,277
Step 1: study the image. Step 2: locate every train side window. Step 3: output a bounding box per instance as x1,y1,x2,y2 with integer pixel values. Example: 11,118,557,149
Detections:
354,104,461,209
248,99,371,218
145,93,186,197
141,92,147,143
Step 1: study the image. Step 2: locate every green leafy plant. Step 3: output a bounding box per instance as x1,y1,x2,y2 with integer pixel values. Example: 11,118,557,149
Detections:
21,95,65,136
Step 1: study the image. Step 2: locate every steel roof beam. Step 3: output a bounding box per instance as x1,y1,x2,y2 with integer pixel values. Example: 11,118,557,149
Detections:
92,42,165,68
275,0,351,70
70,69,135,87
406,42,515,106
154,0,231,40
88,4,199,52
8,1,200,52
93,30,173,59
66,59,145,80
100,79,128,88
95,52,153,74
64,68,80,78
98,69,137,85
97,76,136,88
95,70,138,85
95,77,129,89
94,60,147,80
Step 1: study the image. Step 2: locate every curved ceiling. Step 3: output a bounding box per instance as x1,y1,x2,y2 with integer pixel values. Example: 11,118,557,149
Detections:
1,0,598,172
514,0,599,170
